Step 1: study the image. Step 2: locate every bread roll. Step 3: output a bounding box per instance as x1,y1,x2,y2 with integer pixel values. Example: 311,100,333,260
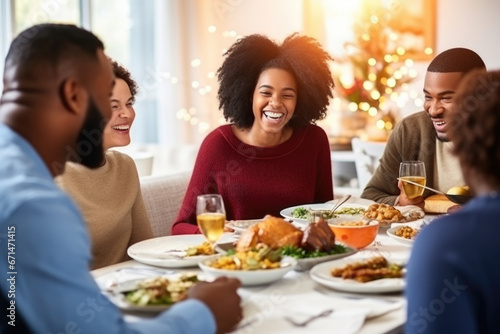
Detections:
424,194,455,213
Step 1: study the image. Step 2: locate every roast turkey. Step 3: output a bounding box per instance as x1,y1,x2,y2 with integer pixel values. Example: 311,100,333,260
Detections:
236,216,336,252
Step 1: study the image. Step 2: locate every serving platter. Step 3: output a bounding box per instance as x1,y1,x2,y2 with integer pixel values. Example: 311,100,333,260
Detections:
280,203,368,225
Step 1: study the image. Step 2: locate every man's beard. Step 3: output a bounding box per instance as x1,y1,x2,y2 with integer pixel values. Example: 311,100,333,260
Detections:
74,100,106,168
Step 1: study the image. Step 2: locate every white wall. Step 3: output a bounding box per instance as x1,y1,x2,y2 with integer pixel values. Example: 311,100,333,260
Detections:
437,0,500,70
212,0,303,40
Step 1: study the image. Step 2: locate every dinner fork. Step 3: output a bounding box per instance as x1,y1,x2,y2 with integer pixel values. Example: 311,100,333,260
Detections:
285,309,334,327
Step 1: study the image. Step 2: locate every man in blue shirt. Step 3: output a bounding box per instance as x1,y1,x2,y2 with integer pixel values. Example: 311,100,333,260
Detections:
0,24,242,333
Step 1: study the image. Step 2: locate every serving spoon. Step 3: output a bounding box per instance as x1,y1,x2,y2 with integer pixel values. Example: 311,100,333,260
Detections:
328,194,352,216
396,178,472,204
307,194,351,221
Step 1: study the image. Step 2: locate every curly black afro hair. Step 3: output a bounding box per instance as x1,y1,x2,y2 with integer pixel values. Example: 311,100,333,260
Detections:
217,33,334,129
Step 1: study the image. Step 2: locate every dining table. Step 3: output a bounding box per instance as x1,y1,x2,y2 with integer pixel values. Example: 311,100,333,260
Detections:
91,197,435,334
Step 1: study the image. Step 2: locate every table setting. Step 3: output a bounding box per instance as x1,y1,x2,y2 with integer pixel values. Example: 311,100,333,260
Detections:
90,193,431,333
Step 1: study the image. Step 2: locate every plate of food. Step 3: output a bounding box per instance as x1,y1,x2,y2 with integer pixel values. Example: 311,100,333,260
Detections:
105,273,199,312
363,203,424,227
223,215,357,272
198,250,297,286
310,256,406,293
280,203,368,225
127,235,234,268
216,241,357,272
386,225,420,246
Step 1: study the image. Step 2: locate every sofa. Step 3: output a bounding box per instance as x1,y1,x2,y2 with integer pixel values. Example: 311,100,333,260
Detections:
140,171,191,237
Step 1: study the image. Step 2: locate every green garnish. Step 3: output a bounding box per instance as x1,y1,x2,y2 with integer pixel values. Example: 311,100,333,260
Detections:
291,207,309,219
281,244,347,259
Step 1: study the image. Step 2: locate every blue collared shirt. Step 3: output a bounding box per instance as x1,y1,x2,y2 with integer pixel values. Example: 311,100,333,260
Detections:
0,123,215,333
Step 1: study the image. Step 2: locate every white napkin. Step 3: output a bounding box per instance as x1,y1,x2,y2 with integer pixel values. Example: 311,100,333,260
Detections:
231,292,369,334
394,205,425,220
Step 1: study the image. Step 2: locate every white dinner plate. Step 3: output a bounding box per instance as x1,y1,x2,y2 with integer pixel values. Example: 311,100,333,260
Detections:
105,278,173,313
386,226,418,246
106,291,172,313
310,258,406,293
104,274,200,313
280,203,368,225
199,256,297,286
226,219,262,234
127,234,236,268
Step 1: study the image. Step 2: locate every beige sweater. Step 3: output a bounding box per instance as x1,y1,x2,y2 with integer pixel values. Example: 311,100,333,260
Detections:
56,150,153,269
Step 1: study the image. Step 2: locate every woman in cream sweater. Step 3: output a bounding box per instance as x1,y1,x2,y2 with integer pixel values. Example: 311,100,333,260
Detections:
57,59,153,269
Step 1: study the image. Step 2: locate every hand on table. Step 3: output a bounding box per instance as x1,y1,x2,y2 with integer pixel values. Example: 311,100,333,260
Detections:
188,276,242,333
224,221,234,232
396,180,425,209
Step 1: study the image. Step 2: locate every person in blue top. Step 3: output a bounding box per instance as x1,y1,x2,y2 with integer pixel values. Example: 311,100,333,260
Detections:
0,23,242,334
406,69,500,333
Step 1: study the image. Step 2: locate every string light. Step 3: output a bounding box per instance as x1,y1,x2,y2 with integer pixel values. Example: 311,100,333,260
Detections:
331,0,427,139
171,27,242,134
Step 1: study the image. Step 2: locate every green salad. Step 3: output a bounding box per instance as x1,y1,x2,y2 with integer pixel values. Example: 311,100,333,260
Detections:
290,207,309,219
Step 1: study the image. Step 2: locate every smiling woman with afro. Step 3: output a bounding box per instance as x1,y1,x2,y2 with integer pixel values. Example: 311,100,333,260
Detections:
172,33,336,235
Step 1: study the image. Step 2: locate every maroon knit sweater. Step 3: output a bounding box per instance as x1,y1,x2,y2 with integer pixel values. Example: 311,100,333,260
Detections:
171,124,334,234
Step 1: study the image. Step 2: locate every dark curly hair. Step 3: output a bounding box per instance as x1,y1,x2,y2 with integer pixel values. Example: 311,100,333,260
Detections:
108,57,138,101
217,33,334,129
447,69,500,189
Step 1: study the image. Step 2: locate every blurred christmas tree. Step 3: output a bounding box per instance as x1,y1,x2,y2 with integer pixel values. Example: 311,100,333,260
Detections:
333,0,423,134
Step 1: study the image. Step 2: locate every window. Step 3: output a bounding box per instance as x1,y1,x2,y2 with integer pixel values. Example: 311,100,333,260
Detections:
1,0,159,144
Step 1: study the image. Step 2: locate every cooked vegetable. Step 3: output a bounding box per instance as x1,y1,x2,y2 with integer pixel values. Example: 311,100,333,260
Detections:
291,207,309,219
125,274,198,306
185,241,215,256
334,207,366,215
209,246,282,270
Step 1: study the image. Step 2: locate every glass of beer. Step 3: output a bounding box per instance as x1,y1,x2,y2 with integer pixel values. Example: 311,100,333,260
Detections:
196,194,226,249
399,161,426,199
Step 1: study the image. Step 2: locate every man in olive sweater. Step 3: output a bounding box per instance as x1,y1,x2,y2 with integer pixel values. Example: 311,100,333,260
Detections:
361,48,486,206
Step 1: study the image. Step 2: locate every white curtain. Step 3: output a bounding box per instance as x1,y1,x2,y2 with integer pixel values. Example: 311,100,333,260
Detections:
152,0,304,146
154,0,230,146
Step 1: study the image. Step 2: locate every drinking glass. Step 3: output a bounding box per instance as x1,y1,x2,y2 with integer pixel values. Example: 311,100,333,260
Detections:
196,194,226,249
399,161,426,199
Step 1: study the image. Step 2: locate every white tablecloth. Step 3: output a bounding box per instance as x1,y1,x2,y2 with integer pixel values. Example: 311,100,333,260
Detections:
92,196,420,333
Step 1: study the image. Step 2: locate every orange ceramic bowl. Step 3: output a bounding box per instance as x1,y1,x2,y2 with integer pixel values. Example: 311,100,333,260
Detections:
329,220,379,249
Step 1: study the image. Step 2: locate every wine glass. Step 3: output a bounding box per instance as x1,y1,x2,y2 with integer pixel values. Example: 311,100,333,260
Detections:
196,194,226,249
399,161,426,199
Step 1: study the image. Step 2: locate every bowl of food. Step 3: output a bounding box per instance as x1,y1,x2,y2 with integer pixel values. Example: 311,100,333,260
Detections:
329,220,379,249
198,249,297,286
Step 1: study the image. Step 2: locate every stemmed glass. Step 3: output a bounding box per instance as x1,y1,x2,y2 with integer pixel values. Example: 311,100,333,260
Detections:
399,161,426,199
196,194,226,250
